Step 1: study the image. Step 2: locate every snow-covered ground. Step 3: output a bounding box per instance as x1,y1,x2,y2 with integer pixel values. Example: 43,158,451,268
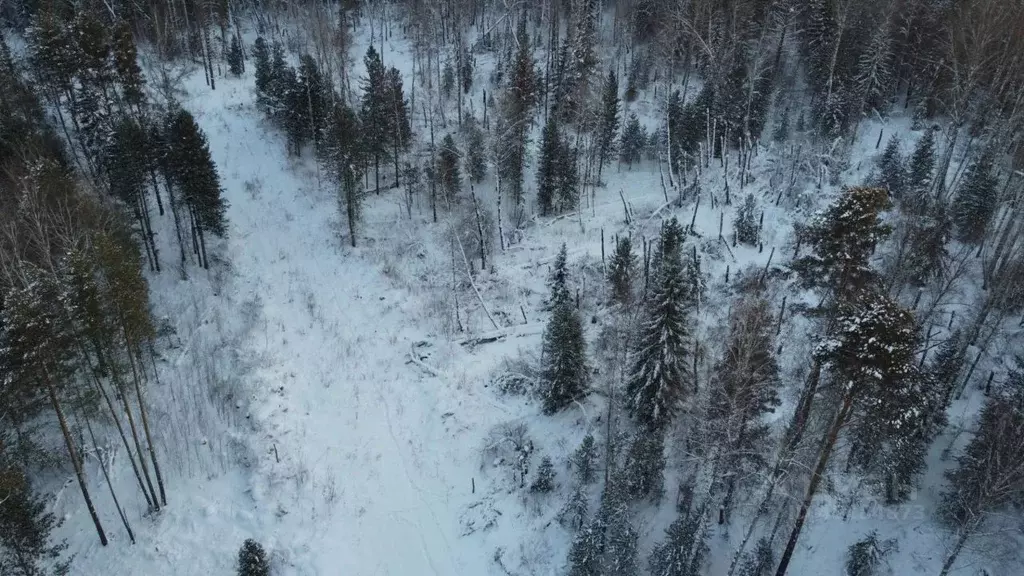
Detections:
47,19,1024,576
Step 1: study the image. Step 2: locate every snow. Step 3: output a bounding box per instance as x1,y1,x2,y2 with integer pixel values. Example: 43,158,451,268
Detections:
44,15,1024,576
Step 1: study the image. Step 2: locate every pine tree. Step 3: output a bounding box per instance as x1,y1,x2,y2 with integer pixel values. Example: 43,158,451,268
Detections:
530,456,556,493
648,492,707,576
772,108,790,143
537,116,561,216
559,485,589,531
607,236,637,305
952,152,999,245
733,194,760,245
569,476,638,576
459,41,474,94
227,36,243,76
930,330,965,402
792,187,892,302
875,135,905,198
619,113,646,168
626,224,692,430
548,244,572,308
438,133,461,202
557,141,580,213
236,539,270,576
462,115,486,183
570,433,598,485
0,466,70,576
906,128,936,200
596,69,621,183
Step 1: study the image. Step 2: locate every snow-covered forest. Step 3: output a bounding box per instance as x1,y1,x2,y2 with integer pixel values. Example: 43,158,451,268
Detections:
1,0,1024,574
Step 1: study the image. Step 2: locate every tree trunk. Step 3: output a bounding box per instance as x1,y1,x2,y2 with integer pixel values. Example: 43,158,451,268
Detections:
47,379,108,546
126,341,167,506
775,391,855,576
937,526,974,576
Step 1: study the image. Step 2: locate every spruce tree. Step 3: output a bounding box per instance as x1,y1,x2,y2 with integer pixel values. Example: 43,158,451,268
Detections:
318,101,364,247
496,20,536,205
952,152,999,245
166,108,228,267
530,456,556,493
236,539,270,576
385,67,411,185
252,37,272,110
607,236,637,305
875,135,905,199
537,116,561,216
736,538,774,576
570,433,598,485
906,128,936,200
772,108,790,143
845,532,895,576
462,115,486,183
0,466,70,576
227,36,243,76
360,46,389,192
112,22,145,112
648,492,707,576
541,260,588,414
733,194,760,246
569,476,638,576
931,330,965,403
626,224,691,430
438,133,461,202
619,113,646,168
596,69,621,183
622,428,666,501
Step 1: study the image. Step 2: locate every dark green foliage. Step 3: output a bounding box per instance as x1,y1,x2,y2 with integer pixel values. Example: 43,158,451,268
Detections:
875,135,905,198
495,21,536,204
906,129,935,199
568,476,638,576
112,22,145,111
627,223,692,430
619,113,646,168
736,538,774,576
930,330,964,401
596,69,620,181
792,187,891,300
537,117,561,216
541,249,588,414
667,86,712,174
733,194,759,245
623,428,665,501
548,243,571,308
458,42,474,93
462,115,486,183
648,490,707,576
384,66,411,182
559,485,589,531
570,434,598,485
608,236,637,305
442,61,454,100
0,465,70,576
904,201,951,286
318,102,364,246
105,118,149,206
438,134,461,201
360,46,390,189
952,152,999,245
530,456,556,493
227,36,243,77
845,532,896,576
166,108,228,238
252,37,272,109
237,539,270,576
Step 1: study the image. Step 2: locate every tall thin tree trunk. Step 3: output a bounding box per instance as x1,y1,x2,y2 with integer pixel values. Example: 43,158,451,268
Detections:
47,377,108,545
775,391,855,576
126,340,167,506
85,415,135,543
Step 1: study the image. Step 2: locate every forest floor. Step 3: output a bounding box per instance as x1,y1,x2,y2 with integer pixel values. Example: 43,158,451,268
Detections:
50,22,1024,576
